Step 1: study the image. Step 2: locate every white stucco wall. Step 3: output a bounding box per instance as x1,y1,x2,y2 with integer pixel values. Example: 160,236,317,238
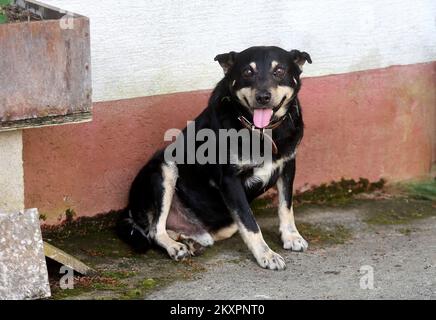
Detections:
44,0,436,102
0,131,24,211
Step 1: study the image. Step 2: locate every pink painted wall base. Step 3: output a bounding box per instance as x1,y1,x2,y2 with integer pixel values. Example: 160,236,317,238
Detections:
23,62,436,224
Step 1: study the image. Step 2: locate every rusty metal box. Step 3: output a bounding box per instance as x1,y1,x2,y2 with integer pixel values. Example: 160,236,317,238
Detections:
0,0,91,131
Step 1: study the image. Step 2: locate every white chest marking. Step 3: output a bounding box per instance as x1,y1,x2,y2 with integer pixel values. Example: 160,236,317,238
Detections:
244,156,293,188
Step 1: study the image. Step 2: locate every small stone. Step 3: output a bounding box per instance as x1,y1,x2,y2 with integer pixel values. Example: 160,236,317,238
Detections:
324,270,341,275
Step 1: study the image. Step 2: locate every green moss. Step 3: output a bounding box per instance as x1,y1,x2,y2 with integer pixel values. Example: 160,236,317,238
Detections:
141,278,156,289
50,274,124,299
299,223,352,246
400,179,436,201
50,287,91,300
251,178,386,213
0,3,8,24
253,206,277,218
118,278,165,300
120,289,143,300
42,210,121,241
101,271,137,279
51,274,165,300
92,282,127,291
251,197,273,211
47,230,209,300
44,231,132,264
362,198,436,225
397,227,419,236
294,178,385,206
118,276,181,300
50,270,159,300
65,208,77,223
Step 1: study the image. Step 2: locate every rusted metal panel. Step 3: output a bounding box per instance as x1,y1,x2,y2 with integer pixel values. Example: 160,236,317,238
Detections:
0,0,92,131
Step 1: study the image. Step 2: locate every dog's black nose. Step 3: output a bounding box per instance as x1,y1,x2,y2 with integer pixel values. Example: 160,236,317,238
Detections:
255,91,271,105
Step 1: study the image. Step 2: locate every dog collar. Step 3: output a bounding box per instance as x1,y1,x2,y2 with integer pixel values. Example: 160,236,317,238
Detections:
221,95,297,154
237,115,288,155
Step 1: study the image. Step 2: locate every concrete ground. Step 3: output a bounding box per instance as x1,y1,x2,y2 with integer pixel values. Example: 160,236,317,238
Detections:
44,182,436,300
148,206,436,300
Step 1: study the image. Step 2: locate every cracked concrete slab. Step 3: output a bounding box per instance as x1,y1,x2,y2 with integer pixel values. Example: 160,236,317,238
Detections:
0,209,51,300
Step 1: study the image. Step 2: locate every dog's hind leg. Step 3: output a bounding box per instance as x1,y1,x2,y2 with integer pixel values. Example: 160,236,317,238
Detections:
164,193,214,256
149,162,191,261
167,230,210,256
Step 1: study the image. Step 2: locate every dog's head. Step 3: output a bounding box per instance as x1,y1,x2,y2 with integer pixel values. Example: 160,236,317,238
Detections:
215,46,311,128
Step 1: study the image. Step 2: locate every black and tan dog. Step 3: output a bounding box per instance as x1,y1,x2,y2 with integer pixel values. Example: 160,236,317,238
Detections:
117,46,312,270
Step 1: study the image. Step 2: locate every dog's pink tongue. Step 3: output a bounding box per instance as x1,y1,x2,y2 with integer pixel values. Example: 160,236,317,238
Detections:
253,109,273,128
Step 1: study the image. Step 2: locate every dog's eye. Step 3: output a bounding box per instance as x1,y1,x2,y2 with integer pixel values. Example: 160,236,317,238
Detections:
243,68,254,78
273,67,285,79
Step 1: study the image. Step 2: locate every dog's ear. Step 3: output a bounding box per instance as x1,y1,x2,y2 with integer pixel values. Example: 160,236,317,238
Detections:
214,51,238,74
289,50,312,72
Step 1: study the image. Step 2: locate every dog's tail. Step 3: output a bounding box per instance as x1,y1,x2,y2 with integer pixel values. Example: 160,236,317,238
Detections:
116,208,151,252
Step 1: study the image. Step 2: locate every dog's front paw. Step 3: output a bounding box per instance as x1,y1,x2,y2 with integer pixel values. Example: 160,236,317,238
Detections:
256,250,286,270
282,233,308,252
167,242,191,261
